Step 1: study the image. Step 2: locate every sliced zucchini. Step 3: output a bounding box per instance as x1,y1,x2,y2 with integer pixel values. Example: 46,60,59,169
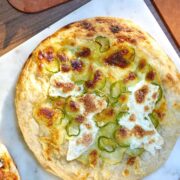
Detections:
95,36,110,52
126,148,144,157
71,61,90,82
94,108,116,127
149,113,159,128
110,81,127,98
119,45,135,62
99,122,117,138
85,70,106,92
66,120,80,136
44,58,59,73
152,83,163,104
101,147,126,165
98,136,118,152
116,111,128,123
50,97,66,110
114,127,131,147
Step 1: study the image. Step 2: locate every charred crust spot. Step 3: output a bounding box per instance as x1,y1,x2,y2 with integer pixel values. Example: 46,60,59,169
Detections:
146,70,156,81
127,157,136,166
135,85,149,103
75,115,85,123
110,25,121,33
105,51,129,68
85,70,103,89
123,72,136,83
89,150,98,167
69,101,79,112
117,35,136,44
133,125,154,137
81,21,95,31
71,60,83,71
61,64,71,72
138,59,146,70
77,47,91,57
38,108,55,120
57,53,68,62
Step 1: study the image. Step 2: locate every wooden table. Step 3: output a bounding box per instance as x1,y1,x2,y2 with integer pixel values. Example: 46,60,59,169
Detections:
0,0,179,56
0,0,90,56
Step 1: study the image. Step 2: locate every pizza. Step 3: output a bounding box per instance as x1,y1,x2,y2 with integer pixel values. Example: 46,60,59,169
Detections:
0,144,20,180
15,17,180,180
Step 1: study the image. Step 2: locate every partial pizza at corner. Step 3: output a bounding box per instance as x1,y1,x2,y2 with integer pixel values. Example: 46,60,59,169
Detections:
15,17,180,180
0,144,20,180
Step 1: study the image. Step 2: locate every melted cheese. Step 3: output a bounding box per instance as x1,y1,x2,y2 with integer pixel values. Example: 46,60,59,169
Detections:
67,94,107,161
118,80,164,155
67,116,98,161
49,72,83,98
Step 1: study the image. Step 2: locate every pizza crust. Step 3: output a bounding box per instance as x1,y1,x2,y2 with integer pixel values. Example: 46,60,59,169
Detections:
15,17,180,180
0,144,20,179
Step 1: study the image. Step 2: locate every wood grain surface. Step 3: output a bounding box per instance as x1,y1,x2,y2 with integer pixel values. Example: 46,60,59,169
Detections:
0,0,90,56
153,0,180,48
8,0,70,13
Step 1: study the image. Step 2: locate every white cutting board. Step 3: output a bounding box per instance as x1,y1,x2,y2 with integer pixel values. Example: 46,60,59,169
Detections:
0,0,179,179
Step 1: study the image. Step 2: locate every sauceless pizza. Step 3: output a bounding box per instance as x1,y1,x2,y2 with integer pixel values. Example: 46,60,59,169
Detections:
0,144,20,180
15,17,180,180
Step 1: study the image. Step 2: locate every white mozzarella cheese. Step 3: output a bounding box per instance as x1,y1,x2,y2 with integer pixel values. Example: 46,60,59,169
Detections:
128,80,159,117
49,72,83,98
67,116,98,161
118,80,164,155
66,94,107,161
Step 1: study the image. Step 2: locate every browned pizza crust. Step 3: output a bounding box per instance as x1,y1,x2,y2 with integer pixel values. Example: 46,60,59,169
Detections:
15,17,180,180
0,144,20,180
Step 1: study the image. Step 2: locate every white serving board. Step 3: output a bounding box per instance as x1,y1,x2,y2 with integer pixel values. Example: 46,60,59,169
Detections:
0,0,179,179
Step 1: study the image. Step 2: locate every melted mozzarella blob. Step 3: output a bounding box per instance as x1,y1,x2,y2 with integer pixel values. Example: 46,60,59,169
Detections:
118,80,164,155
67,94,107,161
49,72,83,98
67,116,98,161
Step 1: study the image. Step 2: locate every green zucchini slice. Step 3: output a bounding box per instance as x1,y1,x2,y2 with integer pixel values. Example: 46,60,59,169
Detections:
126,148,144,157
85,70,106,92
149,113,159,128
100,147,126,165
95,36,110,52
98,136,118,152
99,122,117,138
66,120,80,137
45,58,59,73
110,81,127,98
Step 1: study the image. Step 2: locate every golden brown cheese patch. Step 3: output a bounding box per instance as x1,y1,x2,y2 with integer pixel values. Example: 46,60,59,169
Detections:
132,125,155,138
135,85,149,103
105,51,129,68
85,70,103,89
